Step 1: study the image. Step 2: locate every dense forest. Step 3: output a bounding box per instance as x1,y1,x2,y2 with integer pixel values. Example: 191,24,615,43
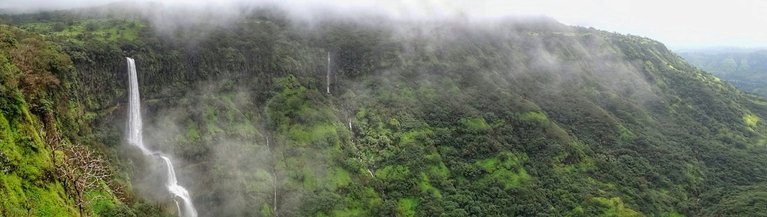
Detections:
2,4,767,217
679,48,767,97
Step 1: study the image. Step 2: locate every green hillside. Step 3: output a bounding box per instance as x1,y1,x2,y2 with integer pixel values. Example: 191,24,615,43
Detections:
3,7,767,217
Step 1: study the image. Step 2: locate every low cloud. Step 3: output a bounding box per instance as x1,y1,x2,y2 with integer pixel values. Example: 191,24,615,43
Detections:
4,0,767,48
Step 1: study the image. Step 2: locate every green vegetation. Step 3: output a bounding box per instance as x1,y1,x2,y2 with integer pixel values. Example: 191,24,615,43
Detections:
25,19,142,45
0,24,164,216
460,117,491,130
475,152,531,189
2,6,767,217
517,111,549,124
744,114,760,128
396,198,417,217
590,197,642,217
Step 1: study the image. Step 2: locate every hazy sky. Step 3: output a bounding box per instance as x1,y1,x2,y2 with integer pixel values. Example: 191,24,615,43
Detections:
1,0,765,49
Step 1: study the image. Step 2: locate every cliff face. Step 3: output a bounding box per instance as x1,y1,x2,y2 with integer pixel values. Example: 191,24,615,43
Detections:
0,24,122,217
3,7,767,217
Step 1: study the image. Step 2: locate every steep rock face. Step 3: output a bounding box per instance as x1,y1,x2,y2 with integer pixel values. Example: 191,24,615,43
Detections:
4,8,767,217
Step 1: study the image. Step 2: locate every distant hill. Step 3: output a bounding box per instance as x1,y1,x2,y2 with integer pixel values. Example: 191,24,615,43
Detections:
679,48,767,96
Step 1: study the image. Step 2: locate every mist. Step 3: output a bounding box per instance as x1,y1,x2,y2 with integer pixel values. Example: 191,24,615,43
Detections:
3,0,767,48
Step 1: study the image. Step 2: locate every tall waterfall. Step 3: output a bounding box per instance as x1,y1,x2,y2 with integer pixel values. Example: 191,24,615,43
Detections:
326,51,331,94
126,57,150,155
126,57,198,217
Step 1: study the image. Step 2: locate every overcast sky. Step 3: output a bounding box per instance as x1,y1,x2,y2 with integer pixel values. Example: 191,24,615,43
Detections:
1,0,765,49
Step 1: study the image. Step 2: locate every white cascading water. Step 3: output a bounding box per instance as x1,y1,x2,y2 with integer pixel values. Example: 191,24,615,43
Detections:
326,51,331,94
126,57,198,217
126,57,151,155
160,155,197,217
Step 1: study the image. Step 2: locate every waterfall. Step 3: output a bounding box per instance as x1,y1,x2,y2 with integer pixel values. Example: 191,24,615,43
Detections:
126,57,198,217
326,52,331,94
161,155,197,217
126,57,150,155
266,137,278,216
